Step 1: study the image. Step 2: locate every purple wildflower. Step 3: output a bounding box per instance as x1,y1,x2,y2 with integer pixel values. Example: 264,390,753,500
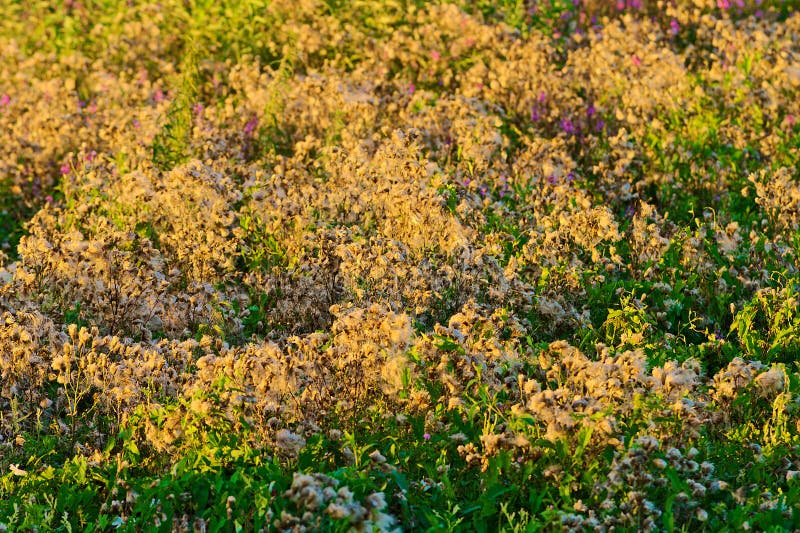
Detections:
670,19,680,35
408,83,415,95
0,94,9,106
244,117,259,135
60,163,71,175
423,433,431,441
193,102,204,117
587,104,596,117
431,51,440,61
560,118,577,135
499,174,509,197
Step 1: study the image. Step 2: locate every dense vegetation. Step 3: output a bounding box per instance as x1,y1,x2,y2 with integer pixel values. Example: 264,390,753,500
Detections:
2,0,800,530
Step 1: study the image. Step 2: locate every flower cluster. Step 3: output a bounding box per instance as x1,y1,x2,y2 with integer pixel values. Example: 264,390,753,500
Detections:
1,0,800,529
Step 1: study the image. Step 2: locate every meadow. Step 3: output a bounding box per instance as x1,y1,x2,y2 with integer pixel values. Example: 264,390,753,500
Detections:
1,0,800,530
